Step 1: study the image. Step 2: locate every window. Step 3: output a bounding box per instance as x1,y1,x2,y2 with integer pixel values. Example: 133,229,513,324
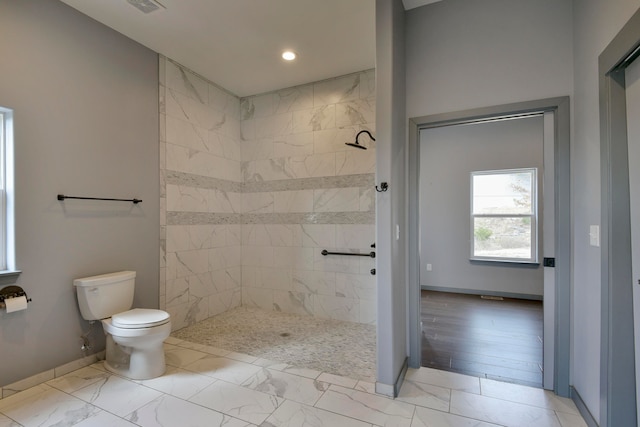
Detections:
0,105,16,275
470,168,537,263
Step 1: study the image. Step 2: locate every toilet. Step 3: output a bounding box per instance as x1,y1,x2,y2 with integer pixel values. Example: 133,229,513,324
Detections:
73,271,171,380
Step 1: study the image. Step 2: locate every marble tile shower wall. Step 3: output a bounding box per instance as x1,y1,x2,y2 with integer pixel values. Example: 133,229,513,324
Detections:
239,70,377,324
160,56,376,329
160,57,243,331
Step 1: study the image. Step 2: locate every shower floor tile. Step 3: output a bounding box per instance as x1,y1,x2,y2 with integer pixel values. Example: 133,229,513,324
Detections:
171,306,376,381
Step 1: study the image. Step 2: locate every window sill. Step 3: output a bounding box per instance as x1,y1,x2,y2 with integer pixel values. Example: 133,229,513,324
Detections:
0,270,21,285
470,258,540,266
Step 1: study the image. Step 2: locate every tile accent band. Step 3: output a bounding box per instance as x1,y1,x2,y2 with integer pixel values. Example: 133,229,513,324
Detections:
167,211,375,225
166,170,374,193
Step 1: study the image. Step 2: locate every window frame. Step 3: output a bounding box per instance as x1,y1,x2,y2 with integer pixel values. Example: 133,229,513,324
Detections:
0,105,17,279
469,167,538,264
0,110,5,270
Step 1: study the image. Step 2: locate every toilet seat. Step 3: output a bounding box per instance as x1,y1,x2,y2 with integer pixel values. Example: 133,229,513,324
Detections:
111,308,170,329
102,316,172,339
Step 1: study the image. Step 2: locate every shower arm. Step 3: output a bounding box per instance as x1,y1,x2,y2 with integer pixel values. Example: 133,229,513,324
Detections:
345,130,375,149
355,130,375,142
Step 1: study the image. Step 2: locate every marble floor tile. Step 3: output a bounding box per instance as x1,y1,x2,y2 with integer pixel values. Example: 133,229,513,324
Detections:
0,336,589,427
450,390,562,427
253,358,322,379
263,399,373,427
71,375,163,417
136,366,217,400
315,385,415,427
176,341,231,356
316,372,358,388
355,380,376,394
127,394,251,427
411,406,501,427
1,372,55,399
183,355,263,385
164,345,209,368
0,414,19,427
480,378,579,414
405,368,481,395
397,379,451,412
46,366,110,394
0,384,100,427
87,361,107,373
225,351,259,363
73,409,139,426
164,336,184,345
556,411,589,427
53,354,101,379
188,380,283,425
242,368,328,405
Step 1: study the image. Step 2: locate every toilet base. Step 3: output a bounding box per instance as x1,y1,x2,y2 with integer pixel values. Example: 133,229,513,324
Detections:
104,329,169,380
104,350,167,380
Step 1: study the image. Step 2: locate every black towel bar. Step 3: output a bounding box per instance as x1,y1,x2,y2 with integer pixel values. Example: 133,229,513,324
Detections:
321,249,376,258
57,194,142,204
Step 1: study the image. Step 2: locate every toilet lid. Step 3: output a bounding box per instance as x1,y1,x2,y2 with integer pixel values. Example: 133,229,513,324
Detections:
112,308,170,329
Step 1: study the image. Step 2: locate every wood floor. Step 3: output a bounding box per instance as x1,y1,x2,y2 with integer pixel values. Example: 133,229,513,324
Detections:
420,290,543,388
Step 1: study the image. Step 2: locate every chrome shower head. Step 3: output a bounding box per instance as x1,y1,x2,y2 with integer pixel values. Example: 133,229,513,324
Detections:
345,130,376,150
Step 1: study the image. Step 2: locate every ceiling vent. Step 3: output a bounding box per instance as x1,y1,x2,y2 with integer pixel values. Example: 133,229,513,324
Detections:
126,0,165,14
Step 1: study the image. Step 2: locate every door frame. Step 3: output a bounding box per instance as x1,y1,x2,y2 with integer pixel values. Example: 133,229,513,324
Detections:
407,97,571,397
598,7,640,427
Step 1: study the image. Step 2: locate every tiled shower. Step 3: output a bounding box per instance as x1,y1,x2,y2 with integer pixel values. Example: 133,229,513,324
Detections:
159,57,376,331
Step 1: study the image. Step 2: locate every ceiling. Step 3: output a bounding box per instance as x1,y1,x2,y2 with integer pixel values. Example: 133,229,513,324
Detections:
59,0,440,97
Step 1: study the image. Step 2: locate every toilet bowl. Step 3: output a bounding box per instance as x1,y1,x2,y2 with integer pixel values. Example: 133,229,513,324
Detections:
101,308,171,380
73,271,172,381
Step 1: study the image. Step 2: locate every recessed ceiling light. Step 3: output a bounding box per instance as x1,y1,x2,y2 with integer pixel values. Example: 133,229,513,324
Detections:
282,51,297,61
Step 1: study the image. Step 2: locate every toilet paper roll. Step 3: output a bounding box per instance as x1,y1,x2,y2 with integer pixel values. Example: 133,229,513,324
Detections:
5,296,28,313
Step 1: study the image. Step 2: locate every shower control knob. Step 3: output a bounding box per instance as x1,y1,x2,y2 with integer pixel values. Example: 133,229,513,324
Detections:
370,268,376,275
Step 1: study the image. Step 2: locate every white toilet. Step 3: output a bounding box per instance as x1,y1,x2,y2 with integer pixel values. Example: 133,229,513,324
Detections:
73,271,171,380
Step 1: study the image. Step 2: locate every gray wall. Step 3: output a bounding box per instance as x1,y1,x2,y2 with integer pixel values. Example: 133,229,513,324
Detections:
404,0,572,401
420,116,544,297
375,0,407,395
573,0,640,421
406,0,573,119
406,0,640,421
0,0,159,386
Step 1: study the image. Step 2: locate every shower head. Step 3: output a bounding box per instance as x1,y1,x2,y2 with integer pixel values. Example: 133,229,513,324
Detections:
345,130,376,150
345,141,367,150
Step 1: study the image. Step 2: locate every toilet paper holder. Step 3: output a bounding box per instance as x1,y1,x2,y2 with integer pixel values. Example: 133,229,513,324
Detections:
0,285,32,310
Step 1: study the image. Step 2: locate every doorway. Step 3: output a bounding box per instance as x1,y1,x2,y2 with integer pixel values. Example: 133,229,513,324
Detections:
629,56,640,425
598,6,640,425
418,114,546,387
407,97,571,397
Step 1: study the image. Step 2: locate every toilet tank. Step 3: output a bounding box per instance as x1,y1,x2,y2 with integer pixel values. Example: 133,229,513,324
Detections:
73,271,136,320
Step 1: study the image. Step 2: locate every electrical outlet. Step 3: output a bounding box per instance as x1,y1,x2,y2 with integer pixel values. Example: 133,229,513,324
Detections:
426,264,432,271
